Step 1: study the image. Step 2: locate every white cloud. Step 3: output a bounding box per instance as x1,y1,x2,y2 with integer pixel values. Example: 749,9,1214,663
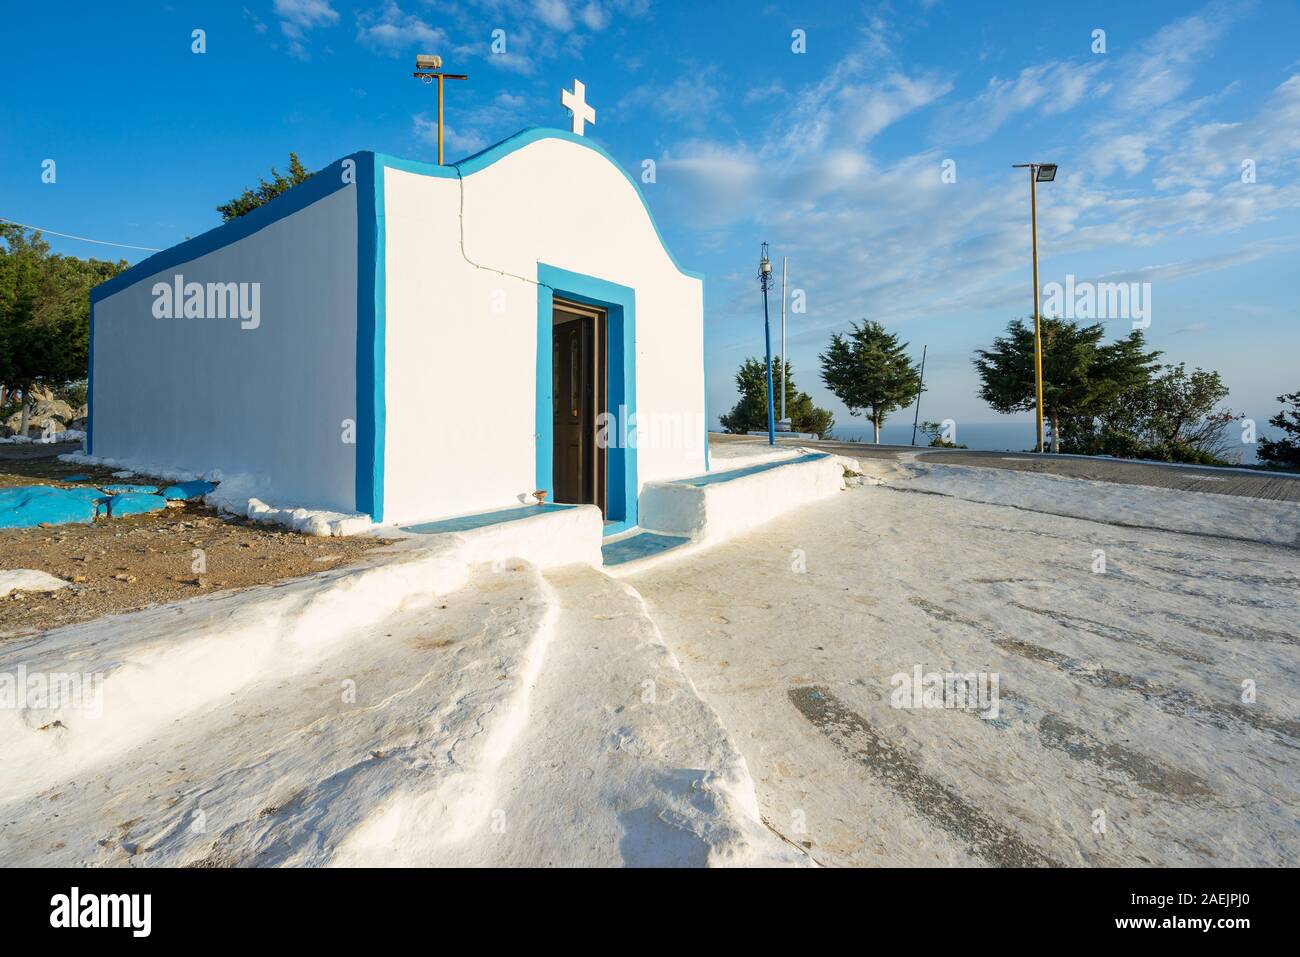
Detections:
619,68,726,127
410,86,532,161
274,0,338,58
534,0,574,31
659,1,1299,363
1114,8,1231,112
939,61,1105,144
356,2,447,55
1152,74,1300,189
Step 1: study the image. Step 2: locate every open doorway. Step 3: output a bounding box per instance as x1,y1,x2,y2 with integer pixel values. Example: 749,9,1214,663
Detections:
551,297,607,514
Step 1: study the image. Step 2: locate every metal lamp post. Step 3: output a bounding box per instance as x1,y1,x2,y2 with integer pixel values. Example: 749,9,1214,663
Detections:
759,243,776,447
1012,161,1057,453
778,255,791,432
413,54,468,165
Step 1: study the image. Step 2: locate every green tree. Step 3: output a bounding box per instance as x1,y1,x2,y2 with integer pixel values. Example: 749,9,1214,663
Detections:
0,224,125,433
819,320,921,443
917,420,967,448
1257,392,1300,469
216,153,314,221
1101,363,1238,464
973,317,1159,452
718,356,835,438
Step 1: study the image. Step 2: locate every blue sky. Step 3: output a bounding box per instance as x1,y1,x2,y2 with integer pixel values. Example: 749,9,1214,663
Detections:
2,0,1297,440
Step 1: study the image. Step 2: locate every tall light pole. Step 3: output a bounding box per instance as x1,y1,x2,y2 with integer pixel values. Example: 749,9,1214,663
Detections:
413,54,468,165
759,243,776,446
779,255,789,429
1013,161,1057,453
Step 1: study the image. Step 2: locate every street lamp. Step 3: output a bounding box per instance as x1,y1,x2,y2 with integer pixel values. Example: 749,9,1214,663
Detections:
778,255,792,431
1012,161,1058,453
413,54,468,165
758,242,776,447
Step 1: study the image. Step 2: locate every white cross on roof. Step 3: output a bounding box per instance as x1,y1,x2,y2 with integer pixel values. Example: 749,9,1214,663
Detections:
561,79,596,136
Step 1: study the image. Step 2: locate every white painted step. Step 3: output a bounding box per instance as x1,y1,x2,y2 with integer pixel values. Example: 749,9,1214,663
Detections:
639,452,848,544
458,564,807,866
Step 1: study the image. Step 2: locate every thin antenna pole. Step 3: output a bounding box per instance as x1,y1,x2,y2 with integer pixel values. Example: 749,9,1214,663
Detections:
780,256,787,423
910,344,928,446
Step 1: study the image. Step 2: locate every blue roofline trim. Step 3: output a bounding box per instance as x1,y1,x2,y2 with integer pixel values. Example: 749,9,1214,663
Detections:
356,154,384,522
90,153,370,304
376,127,703,282
90,128,701,305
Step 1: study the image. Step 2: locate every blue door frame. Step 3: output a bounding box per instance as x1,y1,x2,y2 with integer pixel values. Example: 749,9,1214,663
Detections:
536,263,637,535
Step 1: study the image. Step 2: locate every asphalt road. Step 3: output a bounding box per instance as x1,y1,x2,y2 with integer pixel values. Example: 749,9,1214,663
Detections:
709,433,1300,503
0,439,84,463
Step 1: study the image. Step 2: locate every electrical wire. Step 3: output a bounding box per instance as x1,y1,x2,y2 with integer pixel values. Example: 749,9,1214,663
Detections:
0,216,162,252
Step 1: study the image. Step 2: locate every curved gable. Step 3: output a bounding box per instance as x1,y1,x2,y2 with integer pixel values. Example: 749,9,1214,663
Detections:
377,128,700,281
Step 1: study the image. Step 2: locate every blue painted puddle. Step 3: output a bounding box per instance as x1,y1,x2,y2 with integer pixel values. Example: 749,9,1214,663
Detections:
672,452,829,487
602,530,690,566
402,503,575,535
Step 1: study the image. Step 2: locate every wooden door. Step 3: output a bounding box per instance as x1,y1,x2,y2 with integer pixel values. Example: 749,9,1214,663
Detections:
552,314,593,504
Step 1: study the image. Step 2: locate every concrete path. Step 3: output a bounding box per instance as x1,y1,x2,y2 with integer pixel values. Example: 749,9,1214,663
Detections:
709,433,1300,503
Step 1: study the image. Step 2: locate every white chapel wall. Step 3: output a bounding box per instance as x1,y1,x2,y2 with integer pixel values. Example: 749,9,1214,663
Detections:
90,187,358,512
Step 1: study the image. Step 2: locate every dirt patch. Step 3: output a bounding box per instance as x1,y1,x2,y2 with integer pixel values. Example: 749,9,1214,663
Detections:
1,446,392,639
788,685,1062,867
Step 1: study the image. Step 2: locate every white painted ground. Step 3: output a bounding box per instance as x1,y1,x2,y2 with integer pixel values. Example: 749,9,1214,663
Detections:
0,529,792,866
628,461,1300,866
2,452,1296,866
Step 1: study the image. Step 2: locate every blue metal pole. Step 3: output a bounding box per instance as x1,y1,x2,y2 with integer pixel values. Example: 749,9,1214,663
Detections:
762,284,775,446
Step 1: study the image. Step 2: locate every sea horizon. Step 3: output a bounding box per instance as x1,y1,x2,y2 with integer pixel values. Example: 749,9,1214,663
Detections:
822,420,1267,465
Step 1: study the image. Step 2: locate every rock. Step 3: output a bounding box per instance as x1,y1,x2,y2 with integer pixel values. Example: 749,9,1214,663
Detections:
106,493,167,518
161,480,218,501
0,486,103,529
4,398,75,435
0,570,71,598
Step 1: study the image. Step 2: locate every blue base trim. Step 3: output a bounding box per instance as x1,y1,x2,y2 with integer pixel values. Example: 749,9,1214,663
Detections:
402,503,575,535
602,519,635,538
537,263,638,528
672,452,829,487
602,530,690,566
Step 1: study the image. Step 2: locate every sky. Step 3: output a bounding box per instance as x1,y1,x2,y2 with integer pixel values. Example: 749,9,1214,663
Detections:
2,0,1298,441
